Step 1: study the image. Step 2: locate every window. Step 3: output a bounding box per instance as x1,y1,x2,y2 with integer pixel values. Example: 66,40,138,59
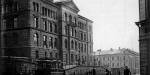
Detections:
54,23,57,33
84,34,86,41
72,28,74,36
34,17,38,28
3,20,6,29
48,9,50,17
75,41,77,50
43,20,47,30
33,2,39,12
43,35,47,48
55,53,58,58
65,39,68,49
35,51,39,58
65,26,68,35
45,8,47,16
75,30,77,37
49,37,53,49
14,18,18,28
71,40,74,49
54,38,57,49
70,28,72,36
42,7,45,15
49,22,53,32
84,44,86,52
69,15,72,23
14,2,19,11
45,52,47,58
34,33,38,46
50,52,52,58
112,57,114,60
81,33,83,40
4,5,8,13
71,54,74,63
50,10,52,18
81,43,83,52
74,17,77,24
64,13,67,21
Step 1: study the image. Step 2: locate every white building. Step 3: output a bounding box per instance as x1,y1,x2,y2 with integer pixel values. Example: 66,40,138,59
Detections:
95,48,140,74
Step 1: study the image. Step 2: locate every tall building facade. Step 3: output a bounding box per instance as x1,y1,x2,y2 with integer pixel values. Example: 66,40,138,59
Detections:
136,0,150,75
95,48,140,74
0,0,93,74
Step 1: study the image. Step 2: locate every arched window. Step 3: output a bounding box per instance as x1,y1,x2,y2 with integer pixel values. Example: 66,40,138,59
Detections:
65,39,68,49
75,41,77,50
81,43,83,52
69,15,72,23
64,13,67,21
50,22,53,32
74,17,77,24
34,33,38,46
54,23,57,33
49,37,53,49
54,38,57,49
84,34,86,41
84,44,86,53
72,28,74,36
71,40,74,49
43,19,47,30
75,30,77,37
43,35,47,48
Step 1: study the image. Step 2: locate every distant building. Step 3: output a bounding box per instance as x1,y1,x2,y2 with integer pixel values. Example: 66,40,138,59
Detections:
0,0,93,74
95,48,140,74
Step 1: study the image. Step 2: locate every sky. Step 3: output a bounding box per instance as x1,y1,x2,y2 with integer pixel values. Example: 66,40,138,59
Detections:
73,0,139,52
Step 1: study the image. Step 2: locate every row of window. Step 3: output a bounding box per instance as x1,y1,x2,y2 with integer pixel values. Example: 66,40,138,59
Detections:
65,54,87,65
64,13,77,24
4,1,19,13
65,27,87,41
33,33,58,49
64,13,88,30
35,50,58,59
64,39,87,53
102,56,122,61
33,2,58,20
34,17,58,33
3,18,18,29
78,22,87,30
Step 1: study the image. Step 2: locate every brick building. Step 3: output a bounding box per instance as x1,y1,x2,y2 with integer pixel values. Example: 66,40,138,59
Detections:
136,0,150,75
0,0,93,74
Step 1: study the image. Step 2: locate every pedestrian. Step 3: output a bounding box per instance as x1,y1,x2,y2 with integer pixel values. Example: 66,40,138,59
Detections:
106,69,111,75
124,66,131,75
118,70,120,75
92,68,96,75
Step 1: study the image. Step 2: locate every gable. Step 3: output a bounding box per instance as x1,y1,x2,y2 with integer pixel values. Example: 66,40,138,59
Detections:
56,0,80,12
64,0,79,12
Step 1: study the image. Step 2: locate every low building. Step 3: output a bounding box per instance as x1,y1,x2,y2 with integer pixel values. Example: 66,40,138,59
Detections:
95,48,140,74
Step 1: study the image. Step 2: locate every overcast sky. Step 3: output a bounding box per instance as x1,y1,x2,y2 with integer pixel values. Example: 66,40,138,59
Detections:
73,0,139,52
